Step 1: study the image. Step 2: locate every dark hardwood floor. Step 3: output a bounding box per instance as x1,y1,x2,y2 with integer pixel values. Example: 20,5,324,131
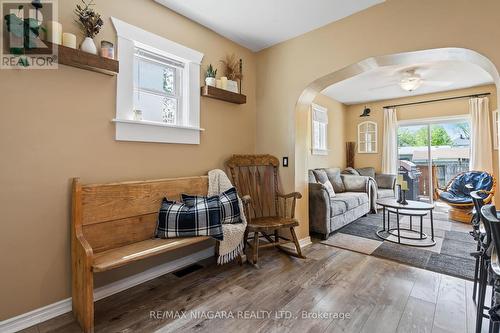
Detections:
21,242,483,333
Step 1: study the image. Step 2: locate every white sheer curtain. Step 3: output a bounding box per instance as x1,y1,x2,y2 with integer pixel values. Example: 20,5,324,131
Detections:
469,97,493,173
382,107,398,174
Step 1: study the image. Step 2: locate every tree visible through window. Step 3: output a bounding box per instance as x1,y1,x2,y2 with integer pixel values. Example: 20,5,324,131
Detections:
398,123,468,147
134,48,183,125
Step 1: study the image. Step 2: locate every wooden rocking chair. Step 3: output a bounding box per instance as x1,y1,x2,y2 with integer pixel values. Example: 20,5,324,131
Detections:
226,154,305,267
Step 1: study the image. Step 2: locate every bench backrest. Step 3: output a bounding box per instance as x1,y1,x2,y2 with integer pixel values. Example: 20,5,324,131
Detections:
73,176,209,253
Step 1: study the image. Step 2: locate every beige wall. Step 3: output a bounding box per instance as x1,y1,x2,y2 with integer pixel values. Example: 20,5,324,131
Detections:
4,0,500,321
307,94,347,170
0,0,257,320
346,84,499,179
255,0,500,241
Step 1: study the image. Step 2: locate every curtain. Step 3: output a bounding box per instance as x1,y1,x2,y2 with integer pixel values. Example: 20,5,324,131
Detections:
382,107,398,174
470,97,493,173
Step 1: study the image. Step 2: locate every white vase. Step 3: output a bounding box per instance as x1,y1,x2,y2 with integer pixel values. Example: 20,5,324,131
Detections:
80,37,97,55
205,77,216,87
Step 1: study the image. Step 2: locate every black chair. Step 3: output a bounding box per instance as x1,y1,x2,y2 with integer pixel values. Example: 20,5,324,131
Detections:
471,190,491,301
480,204,500,333
476,201,495,333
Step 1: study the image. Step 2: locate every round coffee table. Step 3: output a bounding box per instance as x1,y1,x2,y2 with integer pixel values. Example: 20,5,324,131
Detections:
376,198,435,247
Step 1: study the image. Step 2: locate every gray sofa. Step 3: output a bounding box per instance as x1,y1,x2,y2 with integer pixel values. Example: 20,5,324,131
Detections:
309,168,371,240
343,167,396,209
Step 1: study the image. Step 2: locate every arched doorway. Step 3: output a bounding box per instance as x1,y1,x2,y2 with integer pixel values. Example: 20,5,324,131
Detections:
293,47,500,237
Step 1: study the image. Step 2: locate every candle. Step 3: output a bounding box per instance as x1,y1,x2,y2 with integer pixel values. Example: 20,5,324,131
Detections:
216,79,222,89
62,33,76,49
100,41,115,59
220,76,228,90
46,21,62,45
401,181,408,191
397,175,403,185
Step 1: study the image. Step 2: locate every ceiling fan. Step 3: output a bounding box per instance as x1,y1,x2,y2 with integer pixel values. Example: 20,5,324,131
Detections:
371,67,453,92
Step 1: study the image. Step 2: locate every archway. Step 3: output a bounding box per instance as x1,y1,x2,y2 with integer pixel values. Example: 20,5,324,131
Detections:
293,47,500,239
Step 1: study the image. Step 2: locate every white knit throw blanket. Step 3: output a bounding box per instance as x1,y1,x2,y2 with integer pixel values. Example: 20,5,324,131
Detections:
208,169,247,264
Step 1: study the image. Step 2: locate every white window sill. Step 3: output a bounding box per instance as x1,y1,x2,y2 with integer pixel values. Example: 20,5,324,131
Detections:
112,119,204,144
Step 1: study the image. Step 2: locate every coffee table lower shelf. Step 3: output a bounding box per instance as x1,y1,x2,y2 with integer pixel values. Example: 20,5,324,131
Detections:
376,199,436,248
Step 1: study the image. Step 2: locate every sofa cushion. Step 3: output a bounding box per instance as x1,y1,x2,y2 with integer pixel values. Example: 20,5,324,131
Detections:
308,170,317,183
322,180,336,198
342,167,360,176
356,167,376,179
378,188,395,199
312,169,329,185
325,168,345,193
330,200,347,216
331,192,369,211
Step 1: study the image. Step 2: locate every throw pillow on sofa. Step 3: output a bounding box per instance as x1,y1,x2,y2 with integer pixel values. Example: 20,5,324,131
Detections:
323,181,336,198
155,197,223,240
182,187,241,224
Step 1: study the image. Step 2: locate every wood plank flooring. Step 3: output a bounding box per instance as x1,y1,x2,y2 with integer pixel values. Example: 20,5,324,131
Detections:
21,242,485,333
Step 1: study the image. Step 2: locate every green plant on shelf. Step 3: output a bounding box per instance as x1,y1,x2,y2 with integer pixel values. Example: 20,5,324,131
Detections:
205,64,217,78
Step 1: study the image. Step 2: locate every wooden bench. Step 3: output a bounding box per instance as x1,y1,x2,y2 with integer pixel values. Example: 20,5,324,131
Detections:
71,176,213,333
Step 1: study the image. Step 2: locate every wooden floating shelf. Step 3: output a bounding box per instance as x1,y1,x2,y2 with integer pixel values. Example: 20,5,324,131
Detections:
201,85,246,104
25,41,119,76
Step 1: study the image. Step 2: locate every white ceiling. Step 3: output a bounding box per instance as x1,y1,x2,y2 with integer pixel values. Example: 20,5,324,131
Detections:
154,0,384,52
322,60,494,105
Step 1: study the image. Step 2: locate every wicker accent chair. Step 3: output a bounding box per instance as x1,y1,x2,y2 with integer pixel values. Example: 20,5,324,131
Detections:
437,170,495,223
226,154,305,267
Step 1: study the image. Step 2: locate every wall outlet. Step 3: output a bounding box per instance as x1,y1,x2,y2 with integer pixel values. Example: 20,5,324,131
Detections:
283,157,289,167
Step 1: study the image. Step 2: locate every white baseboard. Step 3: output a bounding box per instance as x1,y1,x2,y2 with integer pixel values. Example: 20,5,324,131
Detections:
1,236,313,333
0,247,214,333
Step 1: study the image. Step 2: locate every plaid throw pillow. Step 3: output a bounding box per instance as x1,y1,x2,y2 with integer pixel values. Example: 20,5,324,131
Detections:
155,197,223,240
182,187,242,224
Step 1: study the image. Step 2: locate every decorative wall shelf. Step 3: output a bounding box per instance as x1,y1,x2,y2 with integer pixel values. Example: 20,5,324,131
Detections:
201,85,246,104
26,41,119,75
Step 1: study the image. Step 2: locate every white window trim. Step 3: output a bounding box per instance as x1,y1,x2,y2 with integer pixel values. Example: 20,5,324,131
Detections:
111,17,204,144
311,104,329,156
358,121,378,154
493,110,499,150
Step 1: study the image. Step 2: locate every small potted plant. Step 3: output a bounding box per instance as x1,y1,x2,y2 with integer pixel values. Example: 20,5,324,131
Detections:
74,0,103,54
205,64,217,87
220,54,242,93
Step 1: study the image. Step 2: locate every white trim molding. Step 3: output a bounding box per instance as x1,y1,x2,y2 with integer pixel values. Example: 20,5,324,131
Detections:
112,119,205,145
311,103,329,155
0,247,214,333
111,17,204,144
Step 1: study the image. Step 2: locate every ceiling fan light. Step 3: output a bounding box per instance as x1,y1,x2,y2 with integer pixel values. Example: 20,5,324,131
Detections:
400,77,422,92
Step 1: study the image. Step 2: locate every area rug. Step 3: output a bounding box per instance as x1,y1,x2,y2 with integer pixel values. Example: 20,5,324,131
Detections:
320,204,477,280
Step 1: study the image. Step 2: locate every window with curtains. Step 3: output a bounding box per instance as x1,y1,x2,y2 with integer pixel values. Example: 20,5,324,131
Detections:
312,104,328,155
358,121,378,153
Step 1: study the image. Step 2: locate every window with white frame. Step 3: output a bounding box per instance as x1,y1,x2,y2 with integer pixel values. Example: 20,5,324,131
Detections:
312,104,328,155
358,121,378,153
112,17,204,144
133,48,183,124
493,110,499,150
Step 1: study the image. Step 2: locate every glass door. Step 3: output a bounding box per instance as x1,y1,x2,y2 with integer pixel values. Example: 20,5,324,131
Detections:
397,118,471,205
397,124,431,202
430,121,471,199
